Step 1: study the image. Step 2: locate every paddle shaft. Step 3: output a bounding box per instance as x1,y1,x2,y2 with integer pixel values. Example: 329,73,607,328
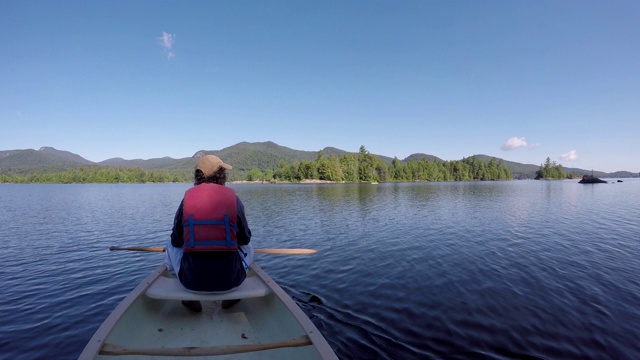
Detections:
109,246,317,255
100,335,312,356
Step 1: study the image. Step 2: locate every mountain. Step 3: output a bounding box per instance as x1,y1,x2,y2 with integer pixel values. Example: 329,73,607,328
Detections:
196,142,402,173
99,156,182,169
1,142,637,180
197,141,318,169
403,153,444,163
0,147,93,174
37,146,94,165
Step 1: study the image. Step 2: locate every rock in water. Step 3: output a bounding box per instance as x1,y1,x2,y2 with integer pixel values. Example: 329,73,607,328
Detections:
579,175,607,184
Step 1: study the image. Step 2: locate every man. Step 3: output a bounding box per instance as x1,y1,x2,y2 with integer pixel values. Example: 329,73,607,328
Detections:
164,155,253,312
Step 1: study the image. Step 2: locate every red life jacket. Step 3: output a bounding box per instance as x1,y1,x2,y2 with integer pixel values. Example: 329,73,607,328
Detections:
182,183,238,252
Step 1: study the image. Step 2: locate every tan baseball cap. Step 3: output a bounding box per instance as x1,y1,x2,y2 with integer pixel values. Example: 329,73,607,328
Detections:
195,155,232,177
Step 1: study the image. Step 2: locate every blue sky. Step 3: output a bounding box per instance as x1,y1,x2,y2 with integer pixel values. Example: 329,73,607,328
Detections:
2,1,638,173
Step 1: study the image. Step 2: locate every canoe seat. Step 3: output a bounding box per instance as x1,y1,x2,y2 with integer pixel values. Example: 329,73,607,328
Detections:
145,274,272,301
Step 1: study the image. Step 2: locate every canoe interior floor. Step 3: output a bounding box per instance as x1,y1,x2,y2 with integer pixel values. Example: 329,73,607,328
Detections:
96,293,322,359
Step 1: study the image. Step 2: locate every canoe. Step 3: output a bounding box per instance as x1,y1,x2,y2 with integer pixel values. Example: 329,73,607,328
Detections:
80,263,337,359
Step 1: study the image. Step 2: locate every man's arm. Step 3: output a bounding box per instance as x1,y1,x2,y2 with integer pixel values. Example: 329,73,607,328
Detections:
236,196,252,246
170,200,184,248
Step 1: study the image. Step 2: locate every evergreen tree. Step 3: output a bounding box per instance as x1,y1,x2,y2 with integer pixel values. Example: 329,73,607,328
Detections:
535,157,566,179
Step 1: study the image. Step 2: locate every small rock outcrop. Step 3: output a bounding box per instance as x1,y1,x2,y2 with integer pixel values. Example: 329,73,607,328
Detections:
579,175,607,184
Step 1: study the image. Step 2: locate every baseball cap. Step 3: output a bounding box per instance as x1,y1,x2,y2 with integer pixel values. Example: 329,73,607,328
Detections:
195,155,232,177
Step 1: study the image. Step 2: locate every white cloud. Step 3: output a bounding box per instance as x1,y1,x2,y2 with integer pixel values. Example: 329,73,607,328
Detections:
501,137,528,151
159,32,174,49
158,32,176,59
560,150,578,161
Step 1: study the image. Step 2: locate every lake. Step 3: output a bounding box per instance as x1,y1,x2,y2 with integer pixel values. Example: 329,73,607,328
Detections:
1,180,639,359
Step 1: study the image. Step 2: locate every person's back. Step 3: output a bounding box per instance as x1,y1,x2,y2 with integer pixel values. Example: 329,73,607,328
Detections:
164,155,253,311
178,182,248,292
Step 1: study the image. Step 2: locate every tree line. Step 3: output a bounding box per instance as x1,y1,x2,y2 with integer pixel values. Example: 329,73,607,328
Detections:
247,146,512,182
0,166,188,184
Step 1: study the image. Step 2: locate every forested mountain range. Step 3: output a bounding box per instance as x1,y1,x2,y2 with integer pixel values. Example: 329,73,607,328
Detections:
0,143,636,182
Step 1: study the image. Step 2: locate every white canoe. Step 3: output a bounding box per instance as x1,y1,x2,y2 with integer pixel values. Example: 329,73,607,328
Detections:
80,263,337,359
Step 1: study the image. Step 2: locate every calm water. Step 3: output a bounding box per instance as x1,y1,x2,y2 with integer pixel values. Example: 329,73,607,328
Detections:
1,180,639,359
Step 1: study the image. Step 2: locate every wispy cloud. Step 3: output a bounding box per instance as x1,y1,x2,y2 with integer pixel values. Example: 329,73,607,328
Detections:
560,150,578,161
15,110,23,117
158,32,176,59
501,137,528,151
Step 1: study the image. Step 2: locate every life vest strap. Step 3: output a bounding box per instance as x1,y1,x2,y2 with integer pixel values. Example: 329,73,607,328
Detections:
185,214,239,249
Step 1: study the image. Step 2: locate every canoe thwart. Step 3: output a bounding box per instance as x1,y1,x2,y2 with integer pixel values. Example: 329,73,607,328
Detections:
145,274,272,301
99,335,313,356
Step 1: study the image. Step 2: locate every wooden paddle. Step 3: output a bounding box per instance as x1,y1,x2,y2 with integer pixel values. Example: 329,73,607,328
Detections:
109,246,317,255
100,335,312,356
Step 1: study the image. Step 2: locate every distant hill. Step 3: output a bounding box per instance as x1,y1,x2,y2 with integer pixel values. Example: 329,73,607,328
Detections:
403,153,444,163
1,142,637,181
0,147,94,174
37,146,94,165
197,141,318,169
194,142,373,179
98,156,182,169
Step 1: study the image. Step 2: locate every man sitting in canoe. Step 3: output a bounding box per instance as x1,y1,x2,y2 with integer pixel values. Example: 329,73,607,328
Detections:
164,155,254,312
